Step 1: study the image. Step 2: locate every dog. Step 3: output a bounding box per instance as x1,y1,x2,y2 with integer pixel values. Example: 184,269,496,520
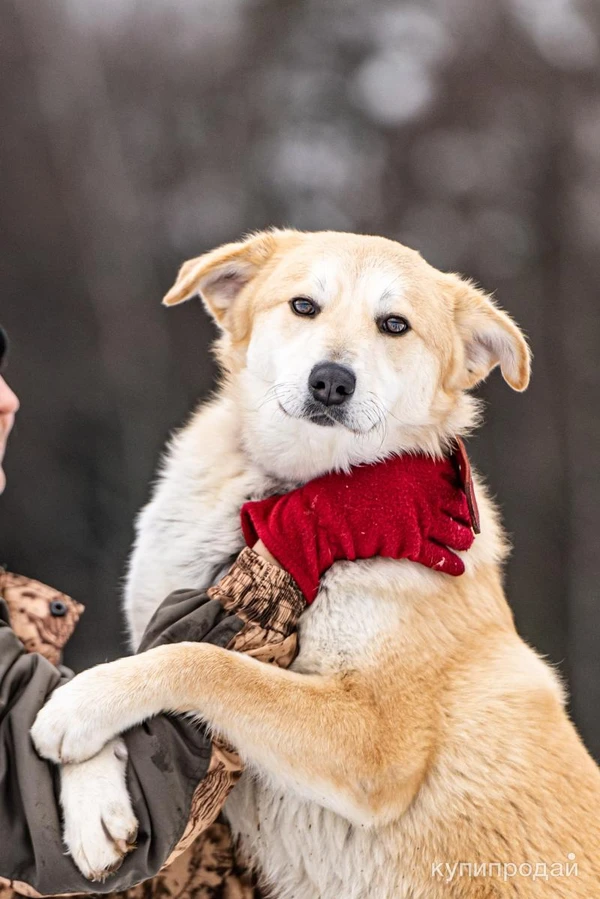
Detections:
33,230,600,897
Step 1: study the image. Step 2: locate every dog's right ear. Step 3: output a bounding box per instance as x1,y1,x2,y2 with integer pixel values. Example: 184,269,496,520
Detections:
162,231,280,324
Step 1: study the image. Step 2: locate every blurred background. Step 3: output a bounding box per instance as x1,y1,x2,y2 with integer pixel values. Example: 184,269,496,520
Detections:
1,0,599,755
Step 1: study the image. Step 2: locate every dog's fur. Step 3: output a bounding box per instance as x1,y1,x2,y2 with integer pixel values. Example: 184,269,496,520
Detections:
33,230,600,896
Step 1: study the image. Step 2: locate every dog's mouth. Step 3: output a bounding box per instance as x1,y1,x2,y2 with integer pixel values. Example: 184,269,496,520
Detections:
278,398,372,433
273,386,388,438
277,398,347,428
306,412,336,428
302,400,345,428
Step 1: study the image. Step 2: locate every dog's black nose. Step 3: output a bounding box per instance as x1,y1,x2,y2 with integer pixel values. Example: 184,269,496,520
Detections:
308,362,356,407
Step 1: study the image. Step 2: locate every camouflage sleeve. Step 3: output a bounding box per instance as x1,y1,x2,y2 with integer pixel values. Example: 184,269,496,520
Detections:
0,570,84,666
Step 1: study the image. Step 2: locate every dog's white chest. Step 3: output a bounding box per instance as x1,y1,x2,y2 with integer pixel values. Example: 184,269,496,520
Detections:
224,567,414,899
291,560,407,673
226,774,410,899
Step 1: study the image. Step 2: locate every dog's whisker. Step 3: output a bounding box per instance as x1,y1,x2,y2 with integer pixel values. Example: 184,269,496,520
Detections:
256,383,298,412
367,392,403,427
364,407,388,449
359,396,394,446
347,396,389,444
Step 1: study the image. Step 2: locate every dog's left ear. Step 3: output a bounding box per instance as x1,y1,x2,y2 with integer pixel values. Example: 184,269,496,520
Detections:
444,273,531,391
162,231,280,324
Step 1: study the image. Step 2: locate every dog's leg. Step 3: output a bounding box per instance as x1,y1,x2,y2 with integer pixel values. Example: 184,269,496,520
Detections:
32,643,430,824
60,739,138,880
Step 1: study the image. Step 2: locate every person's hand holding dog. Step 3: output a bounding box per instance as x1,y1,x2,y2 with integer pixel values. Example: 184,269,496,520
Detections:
242,450,476,603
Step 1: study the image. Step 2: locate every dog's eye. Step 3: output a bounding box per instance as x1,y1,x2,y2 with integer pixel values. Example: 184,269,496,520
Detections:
290,297,319,317
378,315,411,336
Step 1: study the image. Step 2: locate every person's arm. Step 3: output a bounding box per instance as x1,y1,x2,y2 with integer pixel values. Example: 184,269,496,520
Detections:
0,551,303,896
112,546,303,883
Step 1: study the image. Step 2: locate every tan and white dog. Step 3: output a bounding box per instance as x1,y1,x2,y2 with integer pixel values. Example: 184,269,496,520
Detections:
33,230,600,897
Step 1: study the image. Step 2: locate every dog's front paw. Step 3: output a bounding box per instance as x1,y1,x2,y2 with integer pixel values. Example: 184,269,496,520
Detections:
31,666,122,763
61,740,139,881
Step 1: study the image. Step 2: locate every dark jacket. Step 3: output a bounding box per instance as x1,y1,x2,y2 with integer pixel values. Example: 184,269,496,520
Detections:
0,550,303,897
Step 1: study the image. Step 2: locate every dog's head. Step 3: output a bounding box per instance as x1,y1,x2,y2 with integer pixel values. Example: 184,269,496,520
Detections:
164,230,530,480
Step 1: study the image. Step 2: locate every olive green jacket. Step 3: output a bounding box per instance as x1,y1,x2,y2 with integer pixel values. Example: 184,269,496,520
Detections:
0,551,303,897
